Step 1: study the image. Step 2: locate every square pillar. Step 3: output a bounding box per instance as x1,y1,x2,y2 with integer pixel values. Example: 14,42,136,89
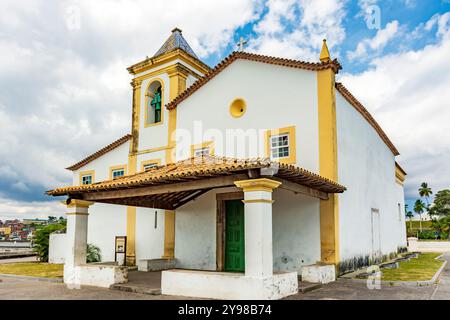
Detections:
234,178,281,278
62,199,93,285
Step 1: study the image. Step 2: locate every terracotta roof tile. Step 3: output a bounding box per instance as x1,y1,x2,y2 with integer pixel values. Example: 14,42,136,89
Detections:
49,155,346,196
166,51,342,110
66,134,132,171
335,82,400,156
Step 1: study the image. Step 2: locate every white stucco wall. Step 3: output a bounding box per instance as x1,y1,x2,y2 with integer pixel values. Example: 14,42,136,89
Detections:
86,203,127,262
49,233,67,264
336,91,407,271
272,188,321,272
135,208,165,261
72,141,130,185
71,141,130,263
175,189,219,270
175,187,321,274
175,59,320,172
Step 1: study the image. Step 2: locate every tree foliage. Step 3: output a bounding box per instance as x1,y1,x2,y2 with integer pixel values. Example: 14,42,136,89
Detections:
86,244,102,263
33,222,66,262
429,189,450,217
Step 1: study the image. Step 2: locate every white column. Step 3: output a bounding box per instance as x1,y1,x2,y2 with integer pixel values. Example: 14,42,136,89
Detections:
235,178,281,278
62,199,93,285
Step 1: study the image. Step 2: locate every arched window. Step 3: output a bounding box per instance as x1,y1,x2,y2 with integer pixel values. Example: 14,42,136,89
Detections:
146,81,163,125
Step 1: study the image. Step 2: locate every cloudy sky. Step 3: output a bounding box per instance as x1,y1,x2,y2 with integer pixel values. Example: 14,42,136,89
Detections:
0,0,449,220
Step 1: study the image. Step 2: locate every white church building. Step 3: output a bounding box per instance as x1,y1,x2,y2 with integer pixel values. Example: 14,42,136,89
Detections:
47,28,407,299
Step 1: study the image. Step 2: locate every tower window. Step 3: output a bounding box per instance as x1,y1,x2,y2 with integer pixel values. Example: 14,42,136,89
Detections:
146,81,163,126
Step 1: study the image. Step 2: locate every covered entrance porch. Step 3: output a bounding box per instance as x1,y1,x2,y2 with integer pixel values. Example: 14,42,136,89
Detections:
47,156,346,299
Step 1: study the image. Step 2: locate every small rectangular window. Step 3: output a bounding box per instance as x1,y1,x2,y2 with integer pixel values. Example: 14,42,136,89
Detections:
270,134,290,159
112,169,125,179
194,147,210,157
81,175,92,185
143,163,158,171
398,203,402,221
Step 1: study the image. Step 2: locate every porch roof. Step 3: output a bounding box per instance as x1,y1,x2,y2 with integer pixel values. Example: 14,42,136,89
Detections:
46,156,346,209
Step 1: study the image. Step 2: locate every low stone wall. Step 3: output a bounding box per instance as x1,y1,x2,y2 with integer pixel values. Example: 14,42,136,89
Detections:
408,237,450,252
64,263,128,288
162,270,298,300
49,233,67,264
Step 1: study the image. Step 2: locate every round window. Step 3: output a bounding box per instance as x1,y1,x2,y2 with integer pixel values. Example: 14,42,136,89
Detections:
229,98,246,118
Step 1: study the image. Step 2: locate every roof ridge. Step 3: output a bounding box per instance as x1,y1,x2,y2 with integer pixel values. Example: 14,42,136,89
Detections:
66,134,132,171
335,82,399,156
153,28,198,59
166,51,342,110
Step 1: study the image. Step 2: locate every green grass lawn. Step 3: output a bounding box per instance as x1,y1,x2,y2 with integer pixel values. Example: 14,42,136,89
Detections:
381,253,444,281
0,262,63,278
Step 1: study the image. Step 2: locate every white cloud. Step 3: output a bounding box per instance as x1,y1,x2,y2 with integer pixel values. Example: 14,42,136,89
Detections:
249,0,347,61
347,20,400,60
0,0,262,212
339,13,450,199
0,198,65,221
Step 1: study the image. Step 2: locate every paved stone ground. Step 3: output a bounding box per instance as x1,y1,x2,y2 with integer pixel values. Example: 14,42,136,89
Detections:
0,256,37,264
287,253,450,300
1,255,449,300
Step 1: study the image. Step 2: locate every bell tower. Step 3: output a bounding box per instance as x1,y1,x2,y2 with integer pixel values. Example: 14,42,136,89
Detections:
124,28,211,265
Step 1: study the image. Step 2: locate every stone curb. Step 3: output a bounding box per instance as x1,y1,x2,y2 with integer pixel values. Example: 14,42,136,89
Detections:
343,255,447,287
0,273,63,283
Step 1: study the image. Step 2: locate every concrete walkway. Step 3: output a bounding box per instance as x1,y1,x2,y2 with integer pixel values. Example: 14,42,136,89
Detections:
1,255,450,300
287,253,450,300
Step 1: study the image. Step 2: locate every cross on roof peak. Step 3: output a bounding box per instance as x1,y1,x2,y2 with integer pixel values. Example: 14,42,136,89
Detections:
237,37,248,52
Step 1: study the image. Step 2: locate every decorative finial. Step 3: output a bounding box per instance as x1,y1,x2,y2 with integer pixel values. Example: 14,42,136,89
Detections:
172,27,182,33
319,39,331,63
237,37,248,52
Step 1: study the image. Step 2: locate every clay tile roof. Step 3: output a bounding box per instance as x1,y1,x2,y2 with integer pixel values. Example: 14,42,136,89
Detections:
48,155,346,196
153,28,198,59
66,134,132,171
335,82,400,156
166,51,342,110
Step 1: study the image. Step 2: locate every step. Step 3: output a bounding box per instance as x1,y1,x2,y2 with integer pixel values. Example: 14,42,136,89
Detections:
298,281,322,294
110,283,161,295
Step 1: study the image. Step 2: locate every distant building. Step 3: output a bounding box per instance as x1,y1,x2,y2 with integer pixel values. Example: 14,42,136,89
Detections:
23,218,48,225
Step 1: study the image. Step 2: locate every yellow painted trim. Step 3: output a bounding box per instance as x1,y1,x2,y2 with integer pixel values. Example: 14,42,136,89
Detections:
190,141,215,157
162,210,175,258
317,67,340,267
144,78,165,128
136,145,172,155
126,153,138,265
234,178,282,193
79,170,95,186
128,49,210,77
242,199,275,204
395,165,406,185
65,212,89,216
125,206,136,266
166,65,188,164
264,125,297,164
229,98,247,118
141,159,162,172
63,199,94,209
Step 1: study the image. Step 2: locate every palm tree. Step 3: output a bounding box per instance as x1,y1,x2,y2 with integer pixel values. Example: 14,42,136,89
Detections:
414,199,426,232
419,182,433,208
405,204,413,229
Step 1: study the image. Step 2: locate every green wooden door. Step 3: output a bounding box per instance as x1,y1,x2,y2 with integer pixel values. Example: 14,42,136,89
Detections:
224,200,245,272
